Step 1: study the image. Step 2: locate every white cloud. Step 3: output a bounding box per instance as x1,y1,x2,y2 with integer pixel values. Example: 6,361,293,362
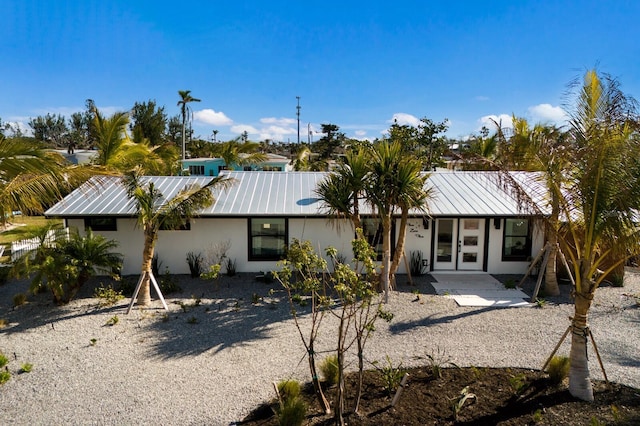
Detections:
389,112,420,127
528,103,568,125
259,125,297,141
475,96,490,101
260,117,296,126
230,124,259,135
479,114,513,131
355,130,366,137
194,109,233,126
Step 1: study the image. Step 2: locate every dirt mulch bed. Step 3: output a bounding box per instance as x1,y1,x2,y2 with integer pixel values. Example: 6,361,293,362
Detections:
240,367,640,425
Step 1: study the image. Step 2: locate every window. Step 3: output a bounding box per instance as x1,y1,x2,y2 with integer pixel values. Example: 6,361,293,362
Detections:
502,218,531,261
218,165,229,173
84,217,117,231
188,165,205,175
361,218,395,261
263,166,283,171
249,218,287,260
243,166,253,171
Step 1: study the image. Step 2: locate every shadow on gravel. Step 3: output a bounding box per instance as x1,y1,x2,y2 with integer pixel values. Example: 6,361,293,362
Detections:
143,294,296,359
0,280,124,335
388,305,498,334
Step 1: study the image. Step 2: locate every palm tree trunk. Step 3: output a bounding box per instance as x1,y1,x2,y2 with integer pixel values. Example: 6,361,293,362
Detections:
390,207,408,281
568,289,595,401
137,230,155,306
382,213,392,302
544,197,560,296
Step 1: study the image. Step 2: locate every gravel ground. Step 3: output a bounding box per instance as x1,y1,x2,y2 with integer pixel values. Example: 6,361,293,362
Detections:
0,270,638,425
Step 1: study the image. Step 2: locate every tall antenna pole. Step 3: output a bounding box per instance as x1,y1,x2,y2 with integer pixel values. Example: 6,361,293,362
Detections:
296,96,301,144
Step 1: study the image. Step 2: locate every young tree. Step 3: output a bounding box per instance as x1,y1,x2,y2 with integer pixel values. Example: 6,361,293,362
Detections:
366,140,428,301
123,167,232,307
560,70,640,401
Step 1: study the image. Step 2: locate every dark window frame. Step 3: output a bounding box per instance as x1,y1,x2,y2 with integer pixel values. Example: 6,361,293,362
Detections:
188,165,205,175
360,217,395,261
248,217,288,261
84,217,117,231
501,218,532,261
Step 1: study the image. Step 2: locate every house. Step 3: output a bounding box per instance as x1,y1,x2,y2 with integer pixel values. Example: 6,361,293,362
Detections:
181,153,293,176
44,171,548,276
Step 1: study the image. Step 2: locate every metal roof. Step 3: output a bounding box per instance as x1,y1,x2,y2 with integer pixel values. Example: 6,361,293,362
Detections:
45,170,549,218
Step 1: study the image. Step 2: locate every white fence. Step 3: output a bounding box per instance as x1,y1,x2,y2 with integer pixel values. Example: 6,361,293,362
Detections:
10,228,66,261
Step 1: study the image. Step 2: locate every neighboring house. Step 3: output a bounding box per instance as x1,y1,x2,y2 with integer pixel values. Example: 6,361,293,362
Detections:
182,153,292,176
53,149,97,165
45,171,547,276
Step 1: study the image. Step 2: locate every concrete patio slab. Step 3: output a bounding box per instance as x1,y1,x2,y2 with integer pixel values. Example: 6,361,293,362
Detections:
430,272,532,308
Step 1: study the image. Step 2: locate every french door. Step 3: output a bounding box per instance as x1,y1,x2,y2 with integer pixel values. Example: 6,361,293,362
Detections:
433,218,485,271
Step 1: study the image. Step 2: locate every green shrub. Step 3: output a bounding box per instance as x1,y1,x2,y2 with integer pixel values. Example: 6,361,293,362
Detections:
105,315,119,326
376,355,405,396
116,277,136,297
409,250,428,276
320,354,339,387
186,252,204,278
94,284,124,306
0,352,8,368
225,258,237,276
160,268,182,294
547,355,570,384
13,293,27,307
509,373,528,394
277,397,307,426
0,370,10,385
504,279,516,289
19,363,33,373
277,380,301,403
609,274,625,287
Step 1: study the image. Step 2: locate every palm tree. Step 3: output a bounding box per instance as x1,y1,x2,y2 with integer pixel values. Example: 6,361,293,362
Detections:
177,90,201,162
0,134,100,223
560,70,640,401
212,138,267,170
123,167,233,307
366,141,429,301
527,124,571,296
92,110,130,167
91,107,178,175
316,148,370,231
13,226,122,304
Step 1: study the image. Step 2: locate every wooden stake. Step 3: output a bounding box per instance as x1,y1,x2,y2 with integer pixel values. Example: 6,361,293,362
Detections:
391,373,409,407
588,328,609,384
541,325,571,371
403,251,413,286
531,247,551,302
125,270,168,314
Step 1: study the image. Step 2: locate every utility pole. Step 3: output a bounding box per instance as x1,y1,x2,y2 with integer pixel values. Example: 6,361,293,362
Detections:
296,96,301,144
307,122,311,144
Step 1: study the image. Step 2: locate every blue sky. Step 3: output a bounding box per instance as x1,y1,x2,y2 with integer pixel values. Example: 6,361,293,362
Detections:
2,1,639,142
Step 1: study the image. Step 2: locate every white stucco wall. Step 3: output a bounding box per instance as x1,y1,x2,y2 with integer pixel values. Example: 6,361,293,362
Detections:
65,215,541,276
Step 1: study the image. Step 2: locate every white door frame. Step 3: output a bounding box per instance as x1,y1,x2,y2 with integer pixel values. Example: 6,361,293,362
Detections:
432,218,486,271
